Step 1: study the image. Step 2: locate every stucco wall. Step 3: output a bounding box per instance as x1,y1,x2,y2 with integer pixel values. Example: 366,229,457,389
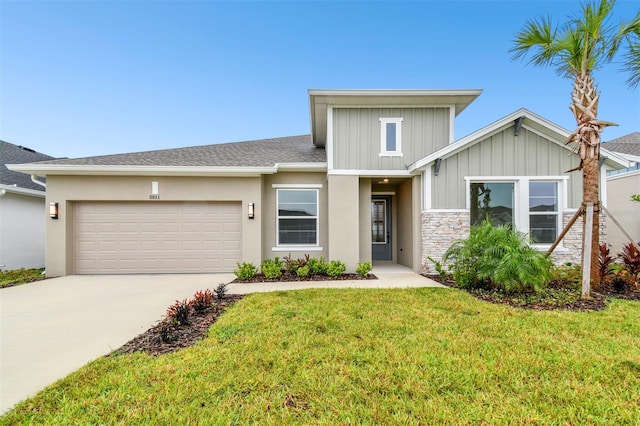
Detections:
261,172,328,261
606,171,640,250
0,192,46,270
45,175,262,276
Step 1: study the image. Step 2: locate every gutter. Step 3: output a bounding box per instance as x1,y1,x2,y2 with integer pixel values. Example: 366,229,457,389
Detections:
31,175,47,189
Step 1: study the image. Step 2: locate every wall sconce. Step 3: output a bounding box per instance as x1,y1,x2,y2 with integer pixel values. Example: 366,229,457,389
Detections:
248,203,255,219
49,202,59,219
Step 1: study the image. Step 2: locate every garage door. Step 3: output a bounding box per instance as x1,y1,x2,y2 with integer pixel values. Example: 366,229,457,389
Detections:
73,202,241,274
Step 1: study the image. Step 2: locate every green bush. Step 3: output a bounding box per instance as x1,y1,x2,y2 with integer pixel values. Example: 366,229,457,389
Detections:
443,220,551,293
261,257,283,279
327,260,346,278
233,262,257,280
356,261,372,278
296,265,310,278
308,256,329,275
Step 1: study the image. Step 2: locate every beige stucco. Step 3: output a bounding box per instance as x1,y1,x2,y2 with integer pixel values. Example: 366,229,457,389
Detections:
45,175,262,276
358,178,372,263
327,175,360,272
606,171,640,249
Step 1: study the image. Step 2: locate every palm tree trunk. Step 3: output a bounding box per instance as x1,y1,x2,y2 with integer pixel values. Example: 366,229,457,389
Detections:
569,72,603,291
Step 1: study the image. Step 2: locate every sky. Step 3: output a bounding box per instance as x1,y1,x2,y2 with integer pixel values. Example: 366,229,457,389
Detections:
1,0,639,159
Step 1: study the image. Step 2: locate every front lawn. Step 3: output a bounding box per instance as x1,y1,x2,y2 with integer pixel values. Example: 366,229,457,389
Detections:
2,288,639,424
0,268,45,288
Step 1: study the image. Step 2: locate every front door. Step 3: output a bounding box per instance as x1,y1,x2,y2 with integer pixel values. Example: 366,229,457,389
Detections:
371,196,392,260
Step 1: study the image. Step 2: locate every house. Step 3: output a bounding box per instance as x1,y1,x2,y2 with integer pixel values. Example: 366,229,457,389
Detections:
7,89,629,277
0,141,55,270
603,133,640,250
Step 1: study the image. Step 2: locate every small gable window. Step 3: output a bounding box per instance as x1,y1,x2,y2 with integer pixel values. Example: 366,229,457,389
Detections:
379,117,403,156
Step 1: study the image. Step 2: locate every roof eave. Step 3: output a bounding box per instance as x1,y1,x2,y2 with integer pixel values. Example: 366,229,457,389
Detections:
0,184,45,197
6,164,279,177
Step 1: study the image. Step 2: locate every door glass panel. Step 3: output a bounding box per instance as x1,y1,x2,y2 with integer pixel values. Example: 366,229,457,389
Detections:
371,200,386,243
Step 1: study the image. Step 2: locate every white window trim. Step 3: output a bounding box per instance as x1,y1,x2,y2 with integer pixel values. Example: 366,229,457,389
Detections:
379,117,403,157
275,187,320,249
464,176,567,249
272,183,323,189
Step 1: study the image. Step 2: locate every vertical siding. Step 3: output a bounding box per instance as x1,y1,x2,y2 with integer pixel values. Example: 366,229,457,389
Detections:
332,107,450,170
432,127,583,209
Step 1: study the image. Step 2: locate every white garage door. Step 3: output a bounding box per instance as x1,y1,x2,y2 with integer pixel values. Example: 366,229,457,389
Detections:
73,202,241,274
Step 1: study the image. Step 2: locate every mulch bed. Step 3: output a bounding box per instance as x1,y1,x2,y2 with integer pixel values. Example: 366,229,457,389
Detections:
425,274,640,311
114,295,243,356
232,273,377,284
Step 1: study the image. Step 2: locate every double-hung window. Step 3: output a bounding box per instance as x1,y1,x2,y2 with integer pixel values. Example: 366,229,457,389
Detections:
276,189,319,246
379,117,403,156
467,177,563,247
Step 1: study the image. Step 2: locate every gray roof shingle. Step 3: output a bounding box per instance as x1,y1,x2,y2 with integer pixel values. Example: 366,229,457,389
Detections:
33,135,325,168
1,140,55,190
603,132,640,156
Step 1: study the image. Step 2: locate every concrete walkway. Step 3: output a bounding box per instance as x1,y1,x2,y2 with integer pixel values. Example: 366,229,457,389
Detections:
0,265,443,414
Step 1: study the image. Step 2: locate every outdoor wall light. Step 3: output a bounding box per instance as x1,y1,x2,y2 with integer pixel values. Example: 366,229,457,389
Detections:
248,202,255,219
49,202,59,219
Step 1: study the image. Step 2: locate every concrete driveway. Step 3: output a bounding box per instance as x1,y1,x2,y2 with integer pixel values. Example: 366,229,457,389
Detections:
1,267,443,414
0,274,234,414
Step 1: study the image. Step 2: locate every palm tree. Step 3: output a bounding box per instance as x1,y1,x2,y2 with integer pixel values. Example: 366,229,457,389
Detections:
511,0,639,293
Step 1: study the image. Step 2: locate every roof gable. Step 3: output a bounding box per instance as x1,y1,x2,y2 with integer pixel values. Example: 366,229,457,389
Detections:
409,109,628,172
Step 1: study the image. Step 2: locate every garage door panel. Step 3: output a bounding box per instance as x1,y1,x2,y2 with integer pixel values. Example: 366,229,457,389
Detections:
74,202,241,274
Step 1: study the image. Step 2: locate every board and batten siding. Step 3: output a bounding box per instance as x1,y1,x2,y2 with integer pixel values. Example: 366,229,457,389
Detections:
431,127,583,209
332,107,450,170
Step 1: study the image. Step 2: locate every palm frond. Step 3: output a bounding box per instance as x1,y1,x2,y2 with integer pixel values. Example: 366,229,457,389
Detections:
510,15,560,67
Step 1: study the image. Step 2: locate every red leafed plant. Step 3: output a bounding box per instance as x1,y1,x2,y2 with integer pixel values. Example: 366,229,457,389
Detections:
619,242,640,280
189,289,214,314
599,243,614,282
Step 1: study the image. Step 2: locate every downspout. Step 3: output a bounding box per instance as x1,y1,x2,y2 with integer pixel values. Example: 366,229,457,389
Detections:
31,175,46,189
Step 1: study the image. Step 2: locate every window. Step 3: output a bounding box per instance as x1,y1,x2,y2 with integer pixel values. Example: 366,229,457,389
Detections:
277,189,318,246
467,178,563,247
529,182,558,244
379,117,403,156
470,182,514,227
371,200,387,243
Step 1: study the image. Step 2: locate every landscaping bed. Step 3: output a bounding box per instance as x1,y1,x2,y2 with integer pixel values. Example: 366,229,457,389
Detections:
232,272,376,283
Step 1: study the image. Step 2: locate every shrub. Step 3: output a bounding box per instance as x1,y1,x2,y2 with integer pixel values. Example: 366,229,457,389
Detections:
214,283,228,301
443,220,552,293
356,261,372,278
261,257,283,279
308,256,328,275
283,254,310,274
166,299,192,326
157,319,178,343
619,242,640,279
296,265,310,278
327,260,346,278
234,262,257,280
190,289,214,314
599,243,615,282
550,263,581,286
427,256,448,280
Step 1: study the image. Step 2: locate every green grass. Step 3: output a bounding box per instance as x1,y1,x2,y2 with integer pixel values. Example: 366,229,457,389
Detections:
3,288,640,424
0,268,45,288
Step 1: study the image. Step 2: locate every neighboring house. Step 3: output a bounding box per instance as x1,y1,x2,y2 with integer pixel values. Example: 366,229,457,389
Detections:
603,132,640,250
0,140,55,270
7,90,629,277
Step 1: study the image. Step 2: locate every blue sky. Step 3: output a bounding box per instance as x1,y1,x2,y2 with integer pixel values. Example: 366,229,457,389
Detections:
1,0,638,159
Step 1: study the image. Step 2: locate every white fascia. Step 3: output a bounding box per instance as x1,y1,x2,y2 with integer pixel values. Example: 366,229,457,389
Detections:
327,106,334,170
328,169,412,177
0,184,46,198
5,164,279,177
275,162,327,172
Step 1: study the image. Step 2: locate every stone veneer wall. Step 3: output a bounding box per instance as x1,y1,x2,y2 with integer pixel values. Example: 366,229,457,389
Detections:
421,209,607,274
421,210,470,274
